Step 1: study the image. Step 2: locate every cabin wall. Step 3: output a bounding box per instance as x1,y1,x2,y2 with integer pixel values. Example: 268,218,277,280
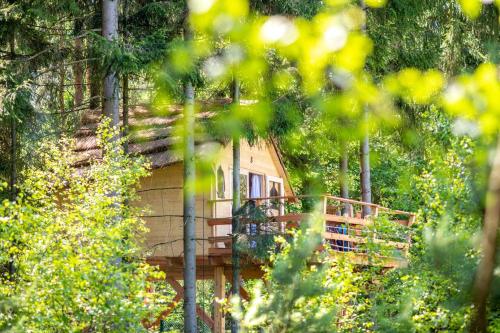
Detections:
136,139,288,257
213,139,287,239
136,163,212,257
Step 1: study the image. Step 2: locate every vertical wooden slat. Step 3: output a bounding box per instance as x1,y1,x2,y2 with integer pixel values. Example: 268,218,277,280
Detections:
408,214,416,226
214,266,225,333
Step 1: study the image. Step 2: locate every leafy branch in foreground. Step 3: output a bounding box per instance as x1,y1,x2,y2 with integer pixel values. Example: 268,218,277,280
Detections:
232,213,368,333
0,122,164,332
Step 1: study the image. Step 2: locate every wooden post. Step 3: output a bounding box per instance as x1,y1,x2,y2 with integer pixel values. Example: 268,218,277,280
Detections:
408,214,416,226
214,266,226,333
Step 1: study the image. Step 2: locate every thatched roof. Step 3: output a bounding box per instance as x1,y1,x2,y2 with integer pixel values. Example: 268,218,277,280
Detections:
74,99,234,168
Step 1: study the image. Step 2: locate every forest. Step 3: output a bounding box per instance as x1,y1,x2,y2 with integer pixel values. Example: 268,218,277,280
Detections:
1,0,500,332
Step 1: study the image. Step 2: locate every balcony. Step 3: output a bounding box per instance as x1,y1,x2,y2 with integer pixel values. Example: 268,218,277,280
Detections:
207,195,416,268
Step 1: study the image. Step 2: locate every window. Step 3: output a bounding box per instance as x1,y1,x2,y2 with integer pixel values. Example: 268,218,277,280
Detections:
269,180,281,208
249,173,264,199
216,166,225,199
240,174,248,199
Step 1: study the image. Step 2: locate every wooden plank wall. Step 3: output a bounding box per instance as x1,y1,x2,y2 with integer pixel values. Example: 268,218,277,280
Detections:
135,139,287,257
136,164,212,257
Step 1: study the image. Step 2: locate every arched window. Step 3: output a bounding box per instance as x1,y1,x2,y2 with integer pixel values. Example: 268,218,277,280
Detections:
217,166,225,199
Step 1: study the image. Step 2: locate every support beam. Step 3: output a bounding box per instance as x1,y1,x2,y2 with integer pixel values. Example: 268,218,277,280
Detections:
166,278,215,331
224,272,250,301
214,266,226,333
144,292,183,329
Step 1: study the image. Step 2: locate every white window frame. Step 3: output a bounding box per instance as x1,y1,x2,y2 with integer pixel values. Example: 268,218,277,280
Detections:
229,167,250,199
266,175,284,215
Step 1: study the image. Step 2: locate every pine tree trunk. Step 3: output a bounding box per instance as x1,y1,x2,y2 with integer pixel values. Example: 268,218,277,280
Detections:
8,114,16,279
360,119,372,217
89,3,101,110
9,116,16,202
471,136,500,333
183,79,197,333
8,28,16,279
360,3,372,217
122,74,129,153
8,31,16,201
339,141,350,216
73,19,84,110
102,0,120,128
122,0,129,153
182,13,197,332
231,78,241,333
58,67,65,113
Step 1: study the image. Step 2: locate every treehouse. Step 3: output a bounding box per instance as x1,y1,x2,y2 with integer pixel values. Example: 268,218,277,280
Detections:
75,101,415,332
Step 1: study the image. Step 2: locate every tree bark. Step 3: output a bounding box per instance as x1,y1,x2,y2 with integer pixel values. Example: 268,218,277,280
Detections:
182,13,197,332
8,27,16,279
58,66,65,114
73,18,84,110
122,0,129,153
10,116,16,202
360,3,372,218
89,2,101,110
360,116,372,217
183,79,197,333
102,0,120,129
339,141,350,216
470,136,500,333
231,78,241,333
122,74,129,153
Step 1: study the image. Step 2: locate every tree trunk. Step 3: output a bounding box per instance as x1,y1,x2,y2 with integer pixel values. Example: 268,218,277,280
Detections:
89,2,101,110
470,136,500,333
183,79,197,333
339,141,350,216
360,119,372,217
122,0,129,153
231,78,241,333
8,114,16,279
10,116,16,202
182,13,197,332
73,18,84,110
122,74,129,153
58,66,65,113
360,3,372,217
8,28,16,279
102,0,120,128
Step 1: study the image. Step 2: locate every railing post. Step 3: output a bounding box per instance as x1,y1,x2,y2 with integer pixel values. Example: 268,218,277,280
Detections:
373,206,379,218
322,196,327,214
213,266,225,333
408,214,416,226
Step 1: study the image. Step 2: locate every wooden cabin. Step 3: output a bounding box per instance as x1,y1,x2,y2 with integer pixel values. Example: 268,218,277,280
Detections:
75,101,415,332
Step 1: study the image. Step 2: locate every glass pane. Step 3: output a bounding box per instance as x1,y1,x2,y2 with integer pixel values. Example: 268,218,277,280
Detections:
240,174,248,199
269,181,281,208
217,166,225,199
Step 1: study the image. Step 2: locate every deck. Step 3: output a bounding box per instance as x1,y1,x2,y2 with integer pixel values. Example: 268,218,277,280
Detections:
144,195,415,331
207,194,415,268
147,194,416,277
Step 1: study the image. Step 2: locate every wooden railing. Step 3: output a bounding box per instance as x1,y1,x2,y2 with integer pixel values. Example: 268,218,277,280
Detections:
206,195,416,263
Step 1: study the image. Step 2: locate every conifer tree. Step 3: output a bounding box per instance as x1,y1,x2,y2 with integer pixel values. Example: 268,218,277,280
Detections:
102,0,120,129
182,14,197,333
231,78,241,333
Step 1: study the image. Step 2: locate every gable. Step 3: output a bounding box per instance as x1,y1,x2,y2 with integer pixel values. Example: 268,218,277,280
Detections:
216,139,294,197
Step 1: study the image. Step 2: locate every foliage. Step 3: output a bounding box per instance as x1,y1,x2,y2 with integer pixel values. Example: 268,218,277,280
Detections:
235,216,337,332
0,123,163,332
1,0,500,332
